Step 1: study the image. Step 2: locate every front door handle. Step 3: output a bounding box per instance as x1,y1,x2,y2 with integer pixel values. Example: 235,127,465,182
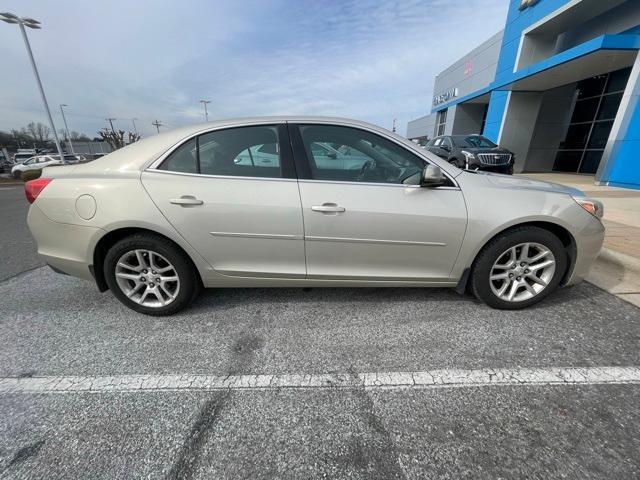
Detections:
170,195,203,206
311,203,345,213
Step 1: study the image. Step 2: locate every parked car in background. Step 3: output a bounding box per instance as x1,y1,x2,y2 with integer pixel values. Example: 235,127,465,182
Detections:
426,134,514,174
12,150,37,165
11,154,71,178
25,117,604,316
0,153,12,173
62,154,87,164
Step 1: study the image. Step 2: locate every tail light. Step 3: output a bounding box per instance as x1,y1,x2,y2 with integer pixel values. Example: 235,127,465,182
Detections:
25,178,52,204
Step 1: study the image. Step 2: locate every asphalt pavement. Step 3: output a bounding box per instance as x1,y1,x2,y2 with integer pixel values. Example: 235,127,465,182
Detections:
0,185,43,281
1,190,639,479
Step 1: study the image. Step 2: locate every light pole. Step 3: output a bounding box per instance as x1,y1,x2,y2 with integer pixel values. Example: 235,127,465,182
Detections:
1,12,64,160
132,118,139,135
59,104,75,154
199,100,211,121
152,120,163,134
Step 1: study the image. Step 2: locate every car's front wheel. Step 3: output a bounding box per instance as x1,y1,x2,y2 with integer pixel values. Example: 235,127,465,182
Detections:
104,233,201,315
470,227,567,309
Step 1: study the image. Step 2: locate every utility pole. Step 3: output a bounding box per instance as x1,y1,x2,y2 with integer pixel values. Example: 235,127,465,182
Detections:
199,100,211,121
59,104,75,154
132,118,138,135
1,12,64,160
106,117,116,134
392,118,397,133
152,120,163,134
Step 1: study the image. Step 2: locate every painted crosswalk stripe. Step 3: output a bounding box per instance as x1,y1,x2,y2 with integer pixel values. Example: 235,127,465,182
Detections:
1,366,639,394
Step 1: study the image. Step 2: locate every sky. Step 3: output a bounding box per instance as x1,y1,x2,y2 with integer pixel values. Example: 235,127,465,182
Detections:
0,0,509,138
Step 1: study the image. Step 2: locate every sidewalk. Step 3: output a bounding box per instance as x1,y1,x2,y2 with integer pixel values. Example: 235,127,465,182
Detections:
523,173,640,307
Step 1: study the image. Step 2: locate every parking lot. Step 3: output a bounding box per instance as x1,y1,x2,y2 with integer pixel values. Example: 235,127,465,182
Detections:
1,185,639,479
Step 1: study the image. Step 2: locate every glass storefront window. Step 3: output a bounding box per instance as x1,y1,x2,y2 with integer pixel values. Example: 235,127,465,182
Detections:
606,67,632,94
588,121,614,149
436,109,448,136
579,150,604,174
560,124,590,149
552,67,631,174
571,97,599,123
577,74,607,99
597,93,623,121
553,151,582,172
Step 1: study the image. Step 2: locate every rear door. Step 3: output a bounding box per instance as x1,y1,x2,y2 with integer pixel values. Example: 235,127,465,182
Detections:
142,123,306,278
290,123,467,281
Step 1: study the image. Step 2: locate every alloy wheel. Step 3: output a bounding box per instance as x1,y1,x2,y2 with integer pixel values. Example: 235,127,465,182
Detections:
489,242,556,303
114,249,180,308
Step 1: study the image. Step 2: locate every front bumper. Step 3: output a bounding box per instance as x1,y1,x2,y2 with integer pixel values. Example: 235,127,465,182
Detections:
27,203,103,282
565,216,605,286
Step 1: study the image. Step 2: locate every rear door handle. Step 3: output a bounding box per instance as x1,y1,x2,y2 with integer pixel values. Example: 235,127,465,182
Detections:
311,203,345,213
170,195,203,206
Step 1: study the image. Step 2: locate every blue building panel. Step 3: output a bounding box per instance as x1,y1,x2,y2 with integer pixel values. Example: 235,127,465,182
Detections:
482,91,509,142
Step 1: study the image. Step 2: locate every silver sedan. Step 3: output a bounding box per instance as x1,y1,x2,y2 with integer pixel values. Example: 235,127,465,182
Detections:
25,117,604,315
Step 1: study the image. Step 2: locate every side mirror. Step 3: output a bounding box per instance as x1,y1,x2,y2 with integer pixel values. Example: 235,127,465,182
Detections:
327,152,337,159
441,144,451,152
421,164,446,187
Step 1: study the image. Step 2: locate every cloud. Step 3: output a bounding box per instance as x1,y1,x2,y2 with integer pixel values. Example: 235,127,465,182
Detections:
0,0,508,137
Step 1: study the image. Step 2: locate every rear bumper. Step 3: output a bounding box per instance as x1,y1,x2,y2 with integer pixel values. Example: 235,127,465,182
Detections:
27,203,103,282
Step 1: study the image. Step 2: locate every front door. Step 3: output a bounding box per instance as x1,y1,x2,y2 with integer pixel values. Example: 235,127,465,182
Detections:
142,123,306,278
290,123,467,281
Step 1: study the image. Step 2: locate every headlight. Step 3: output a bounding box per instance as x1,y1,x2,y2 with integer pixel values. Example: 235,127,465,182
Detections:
573,197,604,219
461,150,475,160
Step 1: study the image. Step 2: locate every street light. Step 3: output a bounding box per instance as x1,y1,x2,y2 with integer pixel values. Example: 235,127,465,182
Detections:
1,12,64,160
59,104,75,154
199,100,211,121
132,118,139,135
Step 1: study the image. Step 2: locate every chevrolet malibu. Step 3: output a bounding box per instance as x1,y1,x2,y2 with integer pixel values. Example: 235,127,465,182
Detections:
25,117,604,315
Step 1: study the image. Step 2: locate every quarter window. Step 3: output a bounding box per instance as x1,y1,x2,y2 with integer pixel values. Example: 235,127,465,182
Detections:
158,138,198,173
298,124,426,185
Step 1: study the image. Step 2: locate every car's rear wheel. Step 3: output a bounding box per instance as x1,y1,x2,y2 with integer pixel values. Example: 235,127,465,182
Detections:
470,227,567,309
104,233,201,315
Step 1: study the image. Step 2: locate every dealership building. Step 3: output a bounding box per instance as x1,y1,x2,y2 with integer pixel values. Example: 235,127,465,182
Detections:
407,0,640,189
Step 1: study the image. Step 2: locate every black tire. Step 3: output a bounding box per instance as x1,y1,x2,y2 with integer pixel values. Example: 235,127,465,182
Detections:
470,226,567,310
13,170,22,179
104,233,201,316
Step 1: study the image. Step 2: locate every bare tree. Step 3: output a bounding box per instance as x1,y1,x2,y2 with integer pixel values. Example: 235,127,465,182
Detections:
98,128,140,150
26,122,51,142
70,131,91,141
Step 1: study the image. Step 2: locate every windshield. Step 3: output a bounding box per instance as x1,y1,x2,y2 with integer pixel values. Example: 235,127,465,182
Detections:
454,135,497,148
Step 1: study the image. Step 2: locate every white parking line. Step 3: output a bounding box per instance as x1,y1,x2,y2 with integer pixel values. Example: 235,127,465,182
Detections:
1,366,639,394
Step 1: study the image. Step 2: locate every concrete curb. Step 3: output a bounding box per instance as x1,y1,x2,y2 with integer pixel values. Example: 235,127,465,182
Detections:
587,248,640,308
596,248,640,275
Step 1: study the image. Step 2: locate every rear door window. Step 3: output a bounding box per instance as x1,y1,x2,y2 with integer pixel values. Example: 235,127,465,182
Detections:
158,125,284,178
